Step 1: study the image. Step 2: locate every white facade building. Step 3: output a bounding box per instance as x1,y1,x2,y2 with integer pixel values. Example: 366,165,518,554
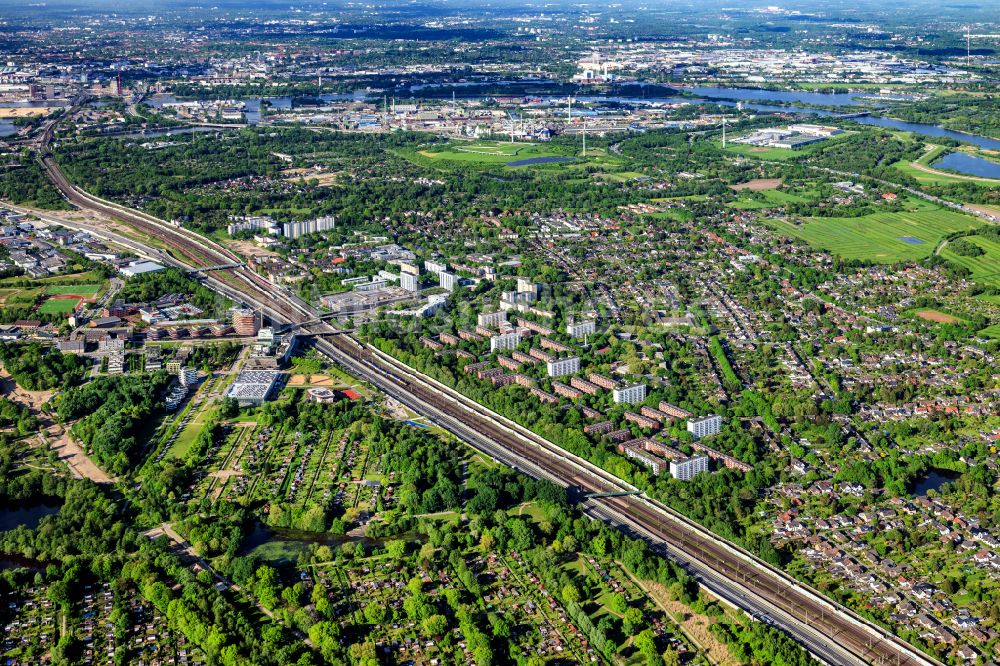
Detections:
613,383,646,405
490,332,521,352
687,414,722,440
401,272,420,292
478,310,508,329
424,260,447,274
439,271,457,292
546,356,580,378
670,456,709,481
179,367,199,387
566,320,596,339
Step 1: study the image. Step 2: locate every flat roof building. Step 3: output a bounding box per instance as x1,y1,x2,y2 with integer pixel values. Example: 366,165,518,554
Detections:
687,414,722,440
546,356,580,378
670,456,710,481
613,383,646,405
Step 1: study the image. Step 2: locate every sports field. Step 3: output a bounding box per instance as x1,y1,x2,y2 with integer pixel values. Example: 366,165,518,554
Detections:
939,235,1000,287
766,209,980,262
38,296,81,314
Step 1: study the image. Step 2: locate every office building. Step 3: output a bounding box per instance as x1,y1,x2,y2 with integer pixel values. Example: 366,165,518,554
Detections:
687,414,722,440
232,308,259,336
613,383,646,405
670,456,710,481
546,356,580,378
226,370,281,407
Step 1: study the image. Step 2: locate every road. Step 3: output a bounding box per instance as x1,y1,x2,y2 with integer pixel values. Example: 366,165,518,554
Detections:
28,110,944,666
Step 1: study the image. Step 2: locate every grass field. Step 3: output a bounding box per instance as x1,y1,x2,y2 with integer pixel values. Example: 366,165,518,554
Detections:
766,208,980,262
401,140,572,167
44,284,101,296
728,188,813,209
37,297,80,314
979,324,1000,339
939,235,1000,287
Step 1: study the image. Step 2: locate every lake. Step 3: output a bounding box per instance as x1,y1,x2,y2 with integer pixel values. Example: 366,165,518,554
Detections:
0,120,16,138
0,499,61,531
911,469,960,497
507,156,573,167
932,152,1000,179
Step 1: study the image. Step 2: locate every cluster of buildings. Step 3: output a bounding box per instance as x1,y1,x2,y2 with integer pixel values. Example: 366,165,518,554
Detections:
226,214,336,239
732,124,843,150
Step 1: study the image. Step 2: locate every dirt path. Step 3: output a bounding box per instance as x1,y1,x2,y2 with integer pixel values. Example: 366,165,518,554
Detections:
40,421,114,484
1,368,114,483
624,571,740,666
908,158,999,183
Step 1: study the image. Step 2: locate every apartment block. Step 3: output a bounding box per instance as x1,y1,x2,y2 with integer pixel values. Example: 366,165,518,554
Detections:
546,356,580,378
687,414,722,440
613,383,647,405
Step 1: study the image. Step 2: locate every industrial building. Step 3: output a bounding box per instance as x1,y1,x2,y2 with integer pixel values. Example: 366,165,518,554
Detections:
226,370,281,407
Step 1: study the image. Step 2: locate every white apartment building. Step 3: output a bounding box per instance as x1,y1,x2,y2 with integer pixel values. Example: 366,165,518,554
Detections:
490,332,521,352
401,272,420,292
439,271,457,292
670,456,709,481
424,260,447,274
179,367,199,387
687,414,722,440
478,310,508,329
613,383,647,405
566,320,596,339
546,356,580,378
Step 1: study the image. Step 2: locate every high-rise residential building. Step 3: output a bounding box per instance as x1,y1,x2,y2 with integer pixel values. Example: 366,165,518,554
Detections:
566,320,596,339
546,356,580,378
490,332,521,352
232,308,259,336
401,272,420,292
179,367,199,387
477,310,507,329
424,260,447,274
687,414,722,440
281,215,336,239
613,383,647,404
439,271,457,292
670,456,710,481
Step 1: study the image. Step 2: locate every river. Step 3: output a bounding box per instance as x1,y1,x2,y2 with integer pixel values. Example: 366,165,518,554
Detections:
0,499,61,531
142,85,1000,177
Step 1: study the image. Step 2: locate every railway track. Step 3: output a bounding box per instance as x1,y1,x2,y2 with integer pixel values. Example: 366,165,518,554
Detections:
32,114,941,666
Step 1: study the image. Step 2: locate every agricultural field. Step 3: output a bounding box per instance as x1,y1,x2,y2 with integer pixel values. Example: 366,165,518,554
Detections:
766,208,980,262
939,234,1000,288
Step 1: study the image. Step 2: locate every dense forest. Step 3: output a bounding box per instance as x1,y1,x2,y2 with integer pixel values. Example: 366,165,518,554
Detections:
0,343,90,390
